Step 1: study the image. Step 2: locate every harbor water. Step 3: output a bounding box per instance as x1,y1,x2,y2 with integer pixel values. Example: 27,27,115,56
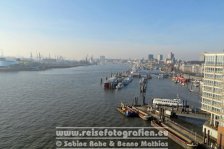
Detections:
0,64,202,148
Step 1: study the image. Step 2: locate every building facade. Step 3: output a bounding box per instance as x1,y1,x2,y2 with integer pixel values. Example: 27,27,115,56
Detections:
192,64,203,74
179,64,192,73
179,63,203,75
201,53,224,148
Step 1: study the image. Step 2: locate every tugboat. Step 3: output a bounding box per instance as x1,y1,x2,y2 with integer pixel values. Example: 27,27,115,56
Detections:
117,103,138,117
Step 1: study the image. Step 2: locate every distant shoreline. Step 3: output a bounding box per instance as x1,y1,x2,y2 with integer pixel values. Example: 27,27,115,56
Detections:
0,64,93,72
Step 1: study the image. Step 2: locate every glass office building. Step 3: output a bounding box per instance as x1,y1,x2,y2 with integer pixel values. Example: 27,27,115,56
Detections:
202,53,224,148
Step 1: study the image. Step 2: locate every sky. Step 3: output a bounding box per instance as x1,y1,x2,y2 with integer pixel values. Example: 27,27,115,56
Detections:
0,0,224,60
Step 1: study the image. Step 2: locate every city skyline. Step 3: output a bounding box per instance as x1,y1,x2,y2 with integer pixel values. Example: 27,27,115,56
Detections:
1,0,224,60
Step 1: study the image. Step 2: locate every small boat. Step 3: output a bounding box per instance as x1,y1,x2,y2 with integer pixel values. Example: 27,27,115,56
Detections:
117,103,138,117
116,82,124,89
192,80,200,87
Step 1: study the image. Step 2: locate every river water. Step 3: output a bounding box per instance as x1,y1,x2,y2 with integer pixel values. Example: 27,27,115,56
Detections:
0,64,202,148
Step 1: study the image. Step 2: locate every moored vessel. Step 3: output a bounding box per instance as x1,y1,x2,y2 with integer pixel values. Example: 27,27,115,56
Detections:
104,77,118,89
153,98,182,107
117,103,138,117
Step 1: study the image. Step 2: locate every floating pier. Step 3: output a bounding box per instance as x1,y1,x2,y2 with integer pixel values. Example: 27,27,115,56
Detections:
151,120,198,149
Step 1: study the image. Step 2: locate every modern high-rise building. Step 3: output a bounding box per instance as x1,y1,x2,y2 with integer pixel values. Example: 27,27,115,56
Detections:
166,52,175,64
201,53,224,148
167,52,174,60
148,54,154,61
157,54,163,61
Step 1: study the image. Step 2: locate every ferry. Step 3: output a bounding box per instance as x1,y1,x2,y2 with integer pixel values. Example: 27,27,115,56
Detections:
153,98,182,107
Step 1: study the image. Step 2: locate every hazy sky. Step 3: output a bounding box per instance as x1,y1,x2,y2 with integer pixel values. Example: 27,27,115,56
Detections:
0,0,224,60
